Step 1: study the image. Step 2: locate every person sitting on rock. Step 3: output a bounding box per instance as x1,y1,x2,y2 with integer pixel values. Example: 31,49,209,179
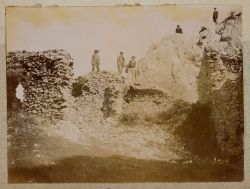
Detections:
175,25,183,34
91,50,100,72
213,8,219,24
126,56,137,85
117,51,125,75
227,11,236,20
199,26,207,33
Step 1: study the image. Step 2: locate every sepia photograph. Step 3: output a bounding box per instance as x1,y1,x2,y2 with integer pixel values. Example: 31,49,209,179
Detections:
5,3,244,183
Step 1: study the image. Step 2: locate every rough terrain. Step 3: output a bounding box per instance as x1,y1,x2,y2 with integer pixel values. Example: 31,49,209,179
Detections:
7,11,243,183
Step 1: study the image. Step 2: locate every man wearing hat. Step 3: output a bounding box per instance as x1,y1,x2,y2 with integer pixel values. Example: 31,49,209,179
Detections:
213,8,219,24
126,56,137,85
176,25,183,34
91,50,100,72
117,51,125,75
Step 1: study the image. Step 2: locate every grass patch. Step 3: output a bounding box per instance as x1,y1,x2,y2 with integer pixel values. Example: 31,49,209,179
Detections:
155,100,192,131
153,100,219,158
118,112,140,126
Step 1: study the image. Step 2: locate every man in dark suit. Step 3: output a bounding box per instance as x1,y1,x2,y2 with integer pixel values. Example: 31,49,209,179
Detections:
213,8,219,24
175,25,183,34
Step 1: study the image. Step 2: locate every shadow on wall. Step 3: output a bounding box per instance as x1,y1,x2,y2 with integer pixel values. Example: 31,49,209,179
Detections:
7,72,23,112
71,76,89,97
174,102,219,157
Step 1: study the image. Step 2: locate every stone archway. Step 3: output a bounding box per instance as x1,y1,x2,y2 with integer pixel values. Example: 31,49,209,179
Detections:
7,72,22,112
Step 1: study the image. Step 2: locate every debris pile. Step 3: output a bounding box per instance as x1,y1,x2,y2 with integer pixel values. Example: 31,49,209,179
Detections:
7,49,74,118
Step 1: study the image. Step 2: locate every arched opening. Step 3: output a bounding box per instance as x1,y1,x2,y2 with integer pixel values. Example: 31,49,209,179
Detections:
7,72,22,112
16,82,24,103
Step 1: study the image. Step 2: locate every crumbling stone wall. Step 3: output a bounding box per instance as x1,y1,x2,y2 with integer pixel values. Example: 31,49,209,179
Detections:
197,14,243,158
67,71,127,126
198,47,243,157
7,49,74,118
102,86,120,118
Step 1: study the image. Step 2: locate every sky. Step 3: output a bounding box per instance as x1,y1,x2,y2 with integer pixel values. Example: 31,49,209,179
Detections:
6,5,241,77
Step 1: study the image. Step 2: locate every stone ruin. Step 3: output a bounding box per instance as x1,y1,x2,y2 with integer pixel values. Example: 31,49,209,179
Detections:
198,45,243,158
6,11,243,159
7,49,74,119
197,13,243,158
66,71,127,126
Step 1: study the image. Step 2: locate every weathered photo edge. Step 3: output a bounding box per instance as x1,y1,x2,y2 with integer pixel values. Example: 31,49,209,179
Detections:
0,0,249,188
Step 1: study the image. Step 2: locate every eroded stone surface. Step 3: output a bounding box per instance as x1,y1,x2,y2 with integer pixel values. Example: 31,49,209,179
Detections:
7,49,74,118
197,13,243,157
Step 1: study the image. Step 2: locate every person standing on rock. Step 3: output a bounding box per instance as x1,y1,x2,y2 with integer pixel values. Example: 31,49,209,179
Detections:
126,56,137,85
117,51,125,75
91,50,100,72
213,8,219,24
175,25,183,34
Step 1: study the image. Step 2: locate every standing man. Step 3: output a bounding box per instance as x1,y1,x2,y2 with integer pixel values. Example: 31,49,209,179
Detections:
213,8,219,24
117,51,125,75
175,25,183,34
91,50,100,72
126,56,137,85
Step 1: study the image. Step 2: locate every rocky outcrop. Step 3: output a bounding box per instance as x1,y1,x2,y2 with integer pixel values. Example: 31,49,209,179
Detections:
7,50,74,118
136,34,201,103
197,13,243,158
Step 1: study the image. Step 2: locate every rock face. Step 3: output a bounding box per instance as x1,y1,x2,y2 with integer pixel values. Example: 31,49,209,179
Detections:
67,72,127,126
197,13,243,158
136,34,202,103
7,50,74,118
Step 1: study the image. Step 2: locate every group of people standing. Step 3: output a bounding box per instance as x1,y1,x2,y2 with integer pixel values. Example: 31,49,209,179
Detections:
175,8,220,35
90,8,221,84
91,50,137,85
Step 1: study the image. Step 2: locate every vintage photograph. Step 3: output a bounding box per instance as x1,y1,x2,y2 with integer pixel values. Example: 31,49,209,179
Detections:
6,4,243,183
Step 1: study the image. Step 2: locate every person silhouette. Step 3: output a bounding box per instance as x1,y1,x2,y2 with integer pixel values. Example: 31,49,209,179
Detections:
213,8,219,24
176,25,183,34
91,50,100,72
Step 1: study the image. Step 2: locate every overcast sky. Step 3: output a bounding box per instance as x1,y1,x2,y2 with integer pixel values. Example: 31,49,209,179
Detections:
6,5,241,77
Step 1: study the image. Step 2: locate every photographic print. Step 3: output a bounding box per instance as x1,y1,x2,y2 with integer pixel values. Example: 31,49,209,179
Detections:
5,4,243,183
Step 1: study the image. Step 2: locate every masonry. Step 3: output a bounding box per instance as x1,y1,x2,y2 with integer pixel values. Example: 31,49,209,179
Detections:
6,49,74,119
197,13,243,158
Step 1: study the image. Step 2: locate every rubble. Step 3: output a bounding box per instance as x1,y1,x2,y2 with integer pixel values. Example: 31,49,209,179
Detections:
65,71,127,126
7,49,74,118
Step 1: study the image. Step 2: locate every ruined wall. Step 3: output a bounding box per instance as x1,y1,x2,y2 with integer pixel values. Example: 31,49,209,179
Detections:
66,71,127,126
7,50,74,118
197,14,243,158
